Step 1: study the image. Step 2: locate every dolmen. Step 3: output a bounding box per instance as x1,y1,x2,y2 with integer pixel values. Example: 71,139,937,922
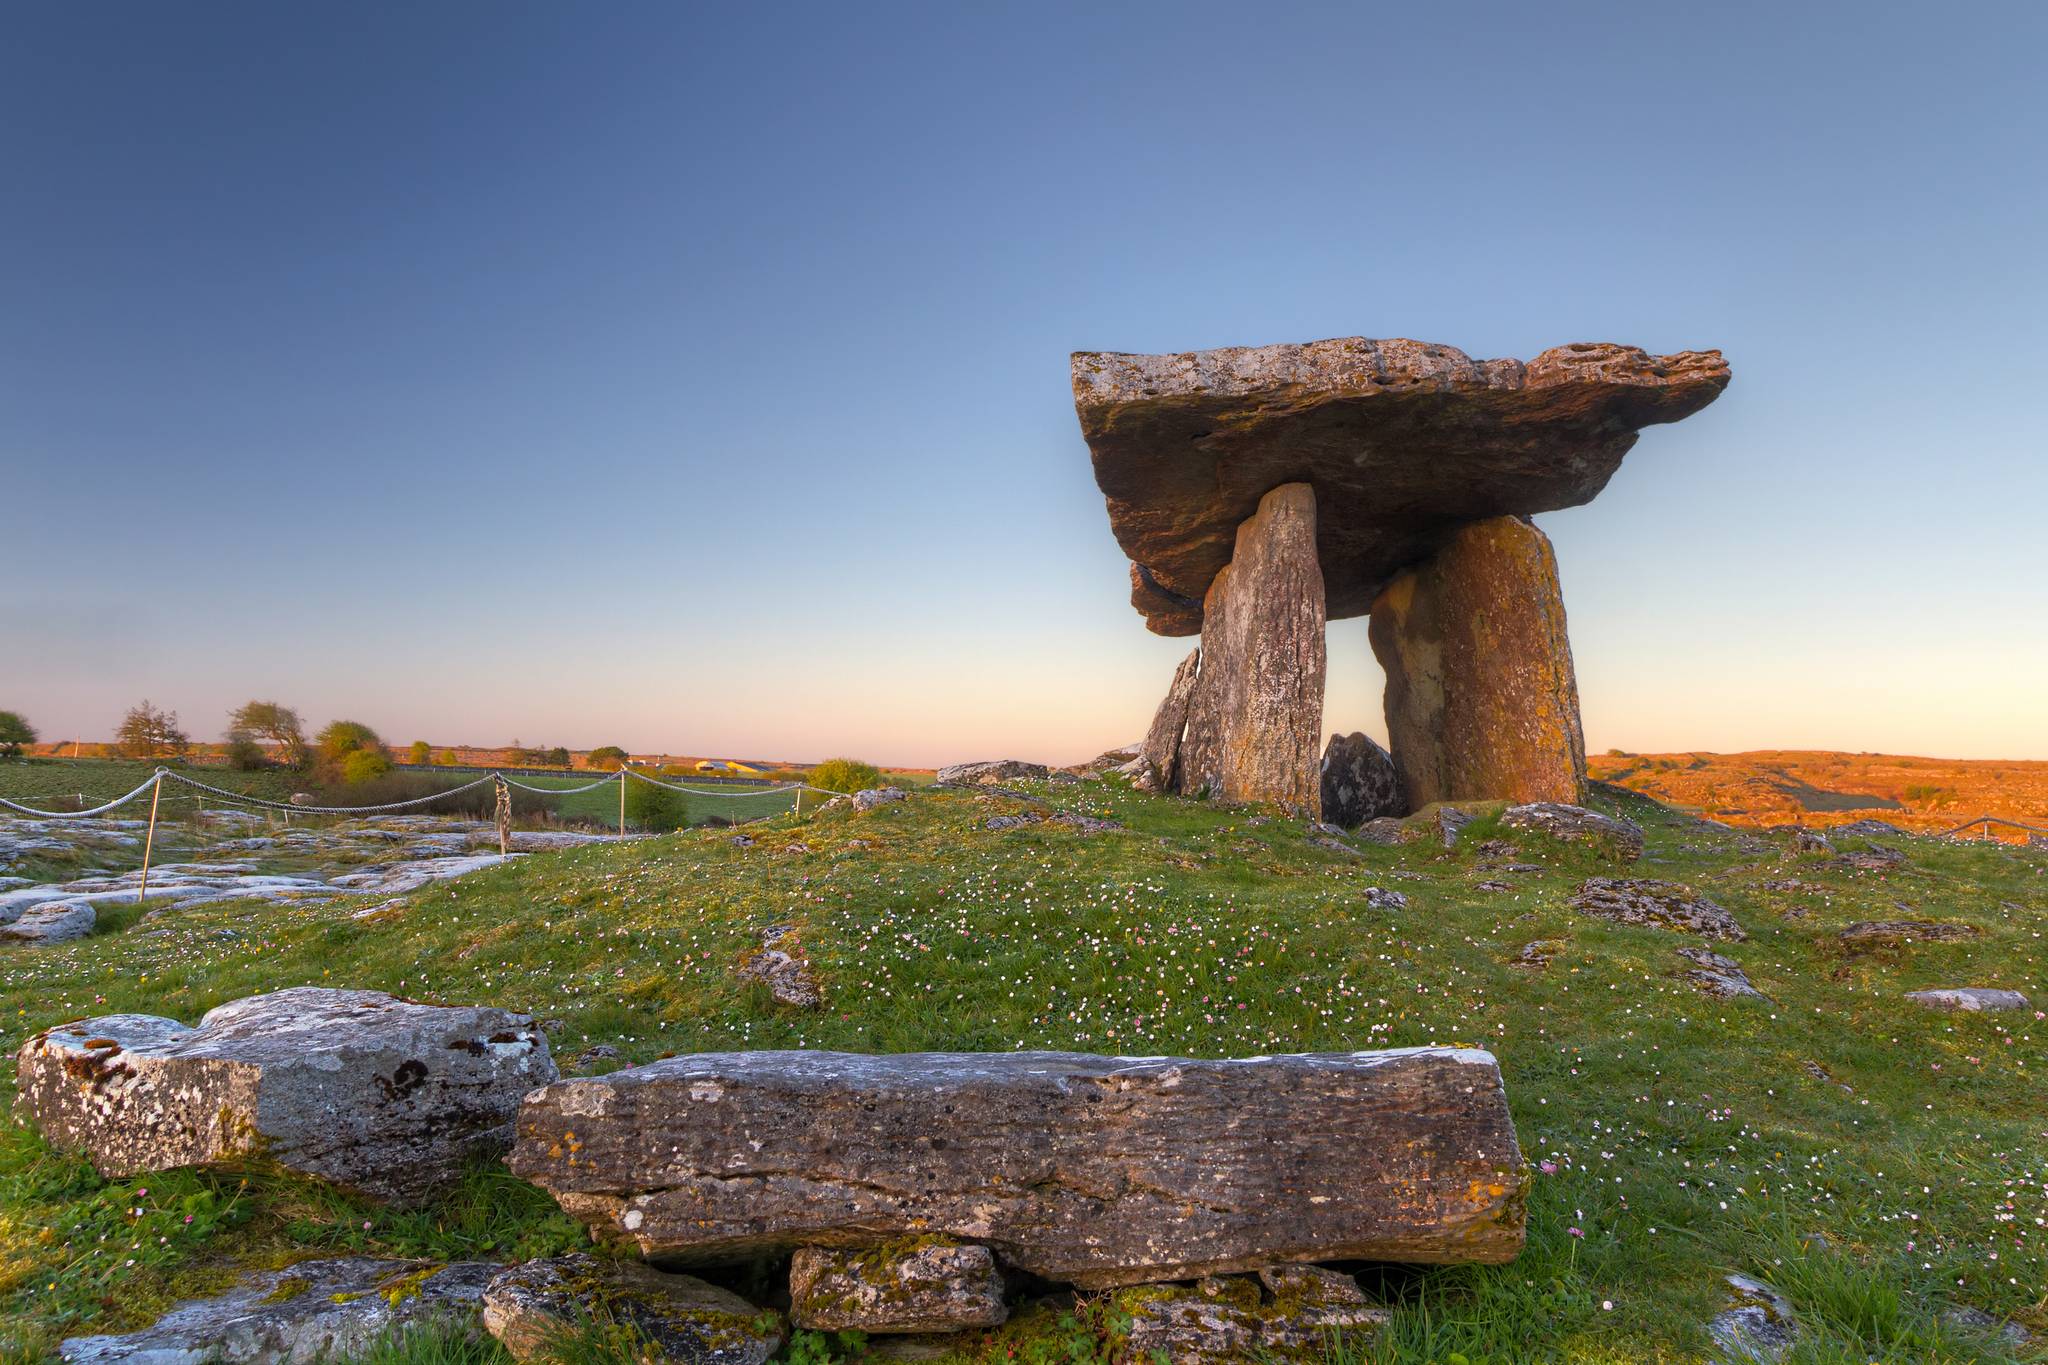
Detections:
1074,336,1729,819
15,987,556,1206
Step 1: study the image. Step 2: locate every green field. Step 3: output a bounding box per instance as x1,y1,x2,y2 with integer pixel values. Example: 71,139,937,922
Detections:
1,777,2042,1363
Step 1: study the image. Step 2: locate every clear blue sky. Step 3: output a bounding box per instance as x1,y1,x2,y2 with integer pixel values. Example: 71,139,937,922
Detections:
5,2,2043,765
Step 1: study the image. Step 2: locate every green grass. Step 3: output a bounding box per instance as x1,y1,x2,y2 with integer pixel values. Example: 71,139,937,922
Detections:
1,778,2042,1363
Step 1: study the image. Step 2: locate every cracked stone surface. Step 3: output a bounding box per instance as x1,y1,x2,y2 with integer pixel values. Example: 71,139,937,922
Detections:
16,987,557,1206
1114,1269,1388,1363
1500,803,1644,861
1573,877,1746,941
1072,336,1728,632
58,1257,498,1365
510,1047,1524,1287
789,1243,1007,1334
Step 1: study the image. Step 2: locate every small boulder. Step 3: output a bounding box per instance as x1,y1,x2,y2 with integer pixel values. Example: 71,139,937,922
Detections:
1790,829,1833,854
1678,946,1763,1000
0,899,96,944
937,760,1049,786
16,988,556,1206
1836,845,1906,871
58,1257,497,1365
1905,987,2031,1013
853,787,907,812
1573,877,1746,941
1511,939,1565,969
1500,803,1645,861
789,1242,1007,1335
482,1254,782,1365
1049,810,1123,835
1320,733,1403,828
1361,887,1409,911
1706,1272,1799,1364
737,926,822,1008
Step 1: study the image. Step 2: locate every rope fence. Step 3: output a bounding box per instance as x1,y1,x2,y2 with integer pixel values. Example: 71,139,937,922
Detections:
0,765,870,903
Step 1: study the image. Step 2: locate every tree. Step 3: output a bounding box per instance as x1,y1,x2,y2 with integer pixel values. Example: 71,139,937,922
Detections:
0,710,35,759
586,745,629,771
116,701,190,760
315,720,386,782
434,749,459,766
624,776,684,832
408,740,432,765
224,733,268,770
226,700,307,769
545,746,571,769
807,757,882,794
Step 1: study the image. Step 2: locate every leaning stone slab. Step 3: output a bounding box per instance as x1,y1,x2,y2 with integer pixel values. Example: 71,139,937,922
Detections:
509,1047,1524,1288
1905,987,2031,1012
58,1257,497,1365
1135,648,1201,792
16,987,557,1206
482,1254,782,1365
1073,336,1728,632
789,1242,1006,1334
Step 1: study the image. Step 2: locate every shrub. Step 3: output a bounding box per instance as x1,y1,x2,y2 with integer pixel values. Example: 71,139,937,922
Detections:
316,720,386,783
0,710,35,759
408,740,431,765
342,749,393,784
434,750,459,766
624,776,685,832
224,732,268,770
586,746,629,772
807,758,881,794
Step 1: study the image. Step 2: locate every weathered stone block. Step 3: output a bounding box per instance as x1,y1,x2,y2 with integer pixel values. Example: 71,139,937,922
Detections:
508,1046,1524,1288
1370,516,1586,808
1134,647,1201,792
1177,483,1326,817
15,987,556,1206
789,1242,1006,1334
481,1255,782,1365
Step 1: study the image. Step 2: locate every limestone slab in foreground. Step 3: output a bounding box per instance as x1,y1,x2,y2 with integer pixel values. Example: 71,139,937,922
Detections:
509,1046,1524,1288
59,1257,497,1365
16,987,558,1206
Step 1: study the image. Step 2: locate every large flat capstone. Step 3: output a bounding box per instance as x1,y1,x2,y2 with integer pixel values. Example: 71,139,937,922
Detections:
508,1046,1524,1288
1073,337,1728,632
16,987,557,1206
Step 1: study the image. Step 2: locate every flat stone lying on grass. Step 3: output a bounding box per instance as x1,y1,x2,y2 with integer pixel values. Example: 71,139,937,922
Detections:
481,1254,782,1365
736,926,823,1008
1500,802,1645,860
1573,877,1746,941
1832,819,1907,839
1705,1273,1799,1364
1678,946,1763,1000
0,899,95,944
1115,1268,1387,1365
1837,920,1981,949
509,1046,1525,1288
1836,845,1907,871
58,1257,498,1365
852,787,907,812
1905,987,2031,1012
789,1242,1007,1334
16,987,556,1206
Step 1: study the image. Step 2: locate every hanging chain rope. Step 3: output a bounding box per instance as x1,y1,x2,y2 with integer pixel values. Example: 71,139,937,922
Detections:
161,769,501,815
619,766,846,799
0,771,166,818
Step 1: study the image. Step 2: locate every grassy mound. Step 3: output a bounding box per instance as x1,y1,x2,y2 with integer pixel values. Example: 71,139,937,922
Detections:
2,780,2042,1363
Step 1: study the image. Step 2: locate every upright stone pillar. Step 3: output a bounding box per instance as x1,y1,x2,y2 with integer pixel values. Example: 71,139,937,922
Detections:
1369,515,1585,808
1177,483,1326,817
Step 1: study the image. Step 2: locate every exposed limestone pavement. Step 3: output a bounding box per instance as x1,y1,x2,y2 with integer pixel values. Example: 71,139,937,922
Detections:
1572,877,1747,941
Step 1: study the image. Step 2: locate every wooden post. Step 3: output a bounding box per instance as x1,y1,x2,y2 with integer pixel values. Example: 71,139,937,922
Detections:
138,773,163,904
495,776,511,857
618,768,627,837
794,785,803,818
